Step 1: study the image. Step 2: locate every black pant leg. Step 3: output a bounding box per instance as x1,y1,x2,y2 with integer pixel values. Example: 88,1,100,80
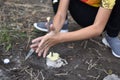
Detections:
51,0,68,19
106,0,120,37
51,0,60,14
69,0,98,27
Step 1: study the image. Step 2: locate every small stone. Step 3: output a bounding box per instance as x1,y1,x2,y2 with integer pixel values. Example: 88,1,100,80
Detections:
3,58,10,64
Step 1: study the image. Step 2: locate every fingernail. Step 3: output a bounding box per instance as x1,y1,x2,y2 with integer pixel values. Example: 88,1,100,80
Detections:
36,50,38,53
32,40,34,43
38,53,42,57
38,54,40,56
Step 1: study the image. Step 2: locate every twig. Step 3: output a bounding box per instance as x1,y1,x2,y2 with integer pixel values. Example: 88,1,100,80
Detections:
86,59,100,70
40,71,45,80
87,74,100,80
74,64,79,69
55,72,68,76
80,40,88,49
94,67,110,75
25,68,34,80
83,40,88,49
34,70,40,80
25,35,32,50
89,39,103,47
93,48,102,57
20,66,29,72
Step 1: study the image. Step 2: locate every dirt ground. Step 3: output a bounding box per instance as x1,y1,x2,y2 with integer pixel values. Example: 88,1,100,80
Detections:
0,0,120,80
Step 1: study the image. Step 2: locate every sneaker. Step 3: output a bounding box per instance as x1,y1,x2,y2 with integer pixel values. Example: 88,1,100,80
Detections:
33,20,68,32
102,34,120,58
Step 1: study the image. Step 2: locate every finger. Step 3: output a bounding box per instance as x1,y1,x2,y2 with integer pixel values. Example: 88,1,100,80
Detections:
32,36,43,43
43,47,50,58
42,41,53,58
38,49,44,57
50,24,55,31
36,39,46,53
30,43,38,48
38,39,50,50
37,41,51,57
36,37,51,53
32,47,37,50
37,44,50,57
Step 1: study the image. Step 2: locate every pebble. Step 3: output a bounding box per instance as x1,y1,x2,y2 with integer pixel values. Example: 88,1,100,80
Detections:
3,58,10,64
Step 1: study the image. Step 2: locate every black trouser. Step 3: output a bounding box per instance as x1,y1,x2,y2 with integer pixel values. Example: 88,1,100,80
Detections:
52,0,120,37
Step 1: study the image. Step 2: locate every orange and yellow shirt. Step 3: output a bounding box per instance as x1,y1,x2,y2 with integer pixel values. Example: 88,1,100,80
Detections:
80,0,116,9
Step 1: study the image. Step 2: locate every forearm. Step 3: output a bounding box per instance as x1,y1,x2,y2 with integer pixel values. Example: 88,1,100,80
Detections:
59,7,112,42
53,13,66,32
60,25,103,42
52,0,69,32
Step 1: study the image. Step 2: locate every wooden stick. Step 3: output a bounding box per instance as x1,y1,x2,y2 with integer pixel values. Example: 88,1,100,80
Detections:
46,17,51,32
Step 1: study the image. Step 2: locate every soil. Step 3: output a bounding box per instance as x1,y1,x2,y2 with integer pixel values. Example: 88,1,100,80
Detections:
0,0,120,80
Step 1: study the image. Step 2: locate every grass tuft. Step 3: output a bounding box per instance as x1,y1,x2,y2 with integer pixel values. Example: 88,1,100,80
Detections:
0,25,28,52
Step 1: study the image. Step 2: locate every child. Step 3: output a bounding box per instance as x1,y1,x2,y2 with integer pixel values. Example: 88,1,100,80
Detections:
31,0,120,58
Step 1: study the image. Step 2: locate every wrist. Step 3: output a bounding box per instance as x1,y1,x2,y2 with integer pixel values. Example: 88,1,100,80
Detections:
50,31,64,43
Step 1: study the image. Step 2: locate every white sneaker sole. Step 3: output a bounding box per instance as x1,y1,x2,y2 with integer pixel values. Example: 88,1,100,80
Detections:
102,38,120,58
33,23,68,33
34,23,48,32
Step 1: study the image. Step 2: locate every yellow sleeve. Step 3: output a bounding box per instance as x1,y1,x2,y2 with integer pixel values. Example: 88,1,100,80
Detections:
101,0,116,9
